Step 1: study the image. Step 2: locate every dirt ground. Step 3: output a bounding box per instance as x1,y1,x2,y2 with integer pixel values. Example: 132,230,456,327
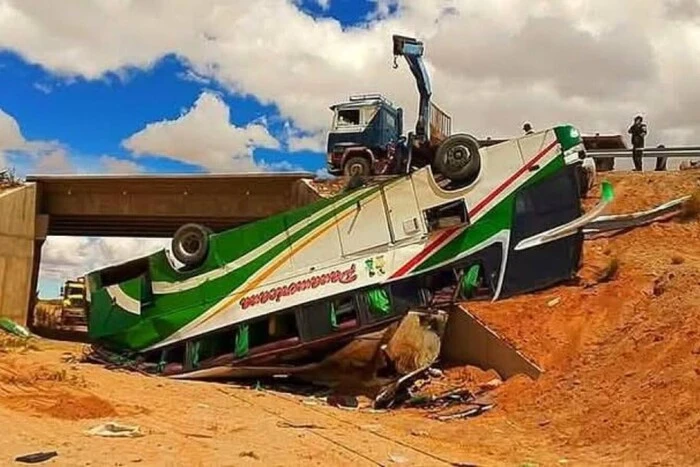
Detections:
1,170,699,466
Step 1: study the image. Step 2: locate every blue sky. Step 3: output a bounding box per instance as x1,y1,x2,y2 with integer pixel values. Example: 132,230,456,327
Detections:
0,1,386,178
0,0,385,297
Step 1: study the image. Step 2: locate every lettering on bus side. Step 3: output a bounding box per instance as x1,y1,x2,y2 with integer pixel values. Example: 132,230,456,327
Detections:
239,264,358,310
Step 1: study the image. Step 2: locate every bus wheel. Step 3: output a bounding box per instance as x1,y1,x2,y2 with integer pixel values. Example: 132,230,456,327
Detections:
434,134,481,183
172,223,210,268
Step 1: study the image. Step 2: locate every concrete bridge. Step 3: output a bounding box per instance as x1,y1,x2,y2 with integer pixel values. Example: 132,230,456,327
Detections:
0,172,324,327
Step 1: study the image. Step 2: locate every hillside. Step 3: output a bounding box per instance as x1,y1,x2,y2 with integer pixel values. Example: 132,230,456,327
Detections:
461,170,700,465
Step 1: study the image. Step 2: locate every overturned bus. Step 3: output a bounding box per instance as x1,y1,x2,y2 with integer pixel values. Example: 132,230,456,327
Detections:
84,125,612,376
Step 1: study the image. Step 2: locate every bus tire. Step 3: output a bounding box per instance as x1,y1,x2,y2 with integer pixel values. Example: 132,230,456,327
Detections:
434,134,481,182
172,223,210,268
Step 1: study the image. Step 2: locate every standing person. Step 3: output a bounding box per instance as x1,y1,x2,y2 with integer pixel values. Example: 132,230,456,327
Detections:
628,115,647,171
655,144,667,171
523,122,534,135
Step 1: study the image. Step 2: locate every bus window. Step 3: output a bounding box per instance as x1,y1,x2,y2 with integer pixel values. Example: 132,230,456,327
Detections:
298,295,360,341
424,200,469,232
330,295,359,330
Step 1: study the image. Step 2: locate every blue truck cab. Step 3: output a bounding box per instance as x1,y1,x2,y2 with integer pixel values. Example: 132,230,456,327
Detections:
326,94,405,177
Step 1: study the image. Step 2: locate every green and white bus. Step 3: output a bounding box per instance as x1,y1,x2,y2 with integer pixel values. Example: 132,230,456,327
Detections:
84,125,612,376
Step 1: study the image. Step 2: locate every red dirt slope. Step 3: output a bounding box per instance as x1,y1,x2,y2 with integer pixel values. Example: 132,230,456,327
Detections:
466,170,700,465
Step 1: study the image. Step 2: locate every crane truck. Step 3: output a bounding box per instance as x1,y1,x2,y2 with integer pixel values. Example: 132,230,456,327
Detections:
326,35,481,183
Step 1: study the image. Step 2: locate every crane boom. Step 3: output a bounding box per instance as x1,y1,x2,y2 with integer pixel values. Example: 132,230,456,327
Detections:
392,34,432,144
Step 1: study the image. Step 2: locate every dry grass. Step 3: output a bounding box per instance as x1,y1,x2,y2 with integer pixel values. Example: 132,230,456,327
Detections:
0,334,38,353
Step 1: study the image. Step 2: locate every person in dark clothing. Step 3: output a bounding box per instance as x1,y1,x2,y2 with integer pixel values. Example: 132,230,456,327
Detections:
523,122,534,135
628,115,647,171
655,144,667,171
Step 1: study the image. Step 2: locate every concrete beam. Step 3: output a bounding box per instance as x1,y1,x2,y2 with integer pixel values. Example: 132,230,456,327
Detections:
0,184,37,325
27,172,319,237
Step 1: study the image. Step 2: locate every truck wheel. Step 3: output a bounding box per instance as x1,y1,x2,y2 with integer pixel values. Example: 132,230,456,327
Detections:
172,223,210,268
434,134,481,183
343,156,372,177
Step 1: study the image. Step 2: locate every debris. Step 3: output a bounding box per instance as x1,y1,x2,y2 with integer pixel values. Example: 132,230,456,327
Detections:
360,424,382,432
15,451,58,464
427,367,444,378
410,429,429,437
239,451,259,460
0,318,30,338
327,394,358,408
671,255,685,265
584,194,692,238
388,454,409,463
480,378,503,391
183,432,214,439
442,306,543,380
276,421,325,429
547,297,561,307
373,365,431,410
60,352,80,363
385,312,445,375
85,422,143,438
435,407,481,421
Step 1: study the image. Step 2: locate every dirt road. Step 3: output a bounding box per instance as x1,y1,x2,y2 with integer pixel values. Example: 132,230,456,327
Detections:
2,340,604,467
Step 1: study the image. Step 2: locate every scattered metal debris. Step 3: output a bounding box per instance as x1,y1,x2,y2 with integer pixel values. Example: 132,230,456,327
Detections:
85,422,143,438
14,451,58,464
276,421,325,429
584,195,691,238
0,318,30,339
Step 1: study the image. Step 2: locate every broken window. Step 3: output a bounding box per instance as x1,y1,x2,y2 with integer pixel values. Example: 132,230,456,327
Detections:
337,109,360,126
98,257,150,288
247,310,300,353
298,295,359,341
358,287,395,323
390,279,427,313
330,295,359,330
424,200,469,232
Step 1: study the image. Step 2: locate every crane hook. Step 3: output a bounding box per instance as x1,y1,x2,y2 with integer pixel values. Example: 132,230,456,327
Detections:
392,55,399,69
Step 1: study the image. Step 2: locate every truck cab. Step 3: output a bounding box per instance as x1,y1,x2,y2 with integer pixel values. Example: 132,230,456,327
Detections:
326,94,404,177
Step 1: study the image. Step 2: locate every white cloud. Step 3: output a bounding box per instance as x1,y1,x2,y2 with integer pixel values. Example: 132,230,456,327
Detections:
315,167,334,179
39,236,170,284
3,0,700,147
32,148,74,173
99,155,144,174
288,134,326,152
122,91,280,171
283,121,326,153
0,107,69,171
256,159,306,172
0,108,27,162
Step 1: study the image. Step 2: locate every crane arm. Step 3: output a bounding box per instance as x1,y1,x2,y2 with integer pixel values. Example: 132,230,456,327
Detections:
392,34,432,144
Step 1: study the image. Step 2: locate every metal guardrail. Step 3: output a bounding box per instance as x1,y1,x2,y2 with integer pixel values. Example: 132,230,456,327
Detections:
587,147,700,159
